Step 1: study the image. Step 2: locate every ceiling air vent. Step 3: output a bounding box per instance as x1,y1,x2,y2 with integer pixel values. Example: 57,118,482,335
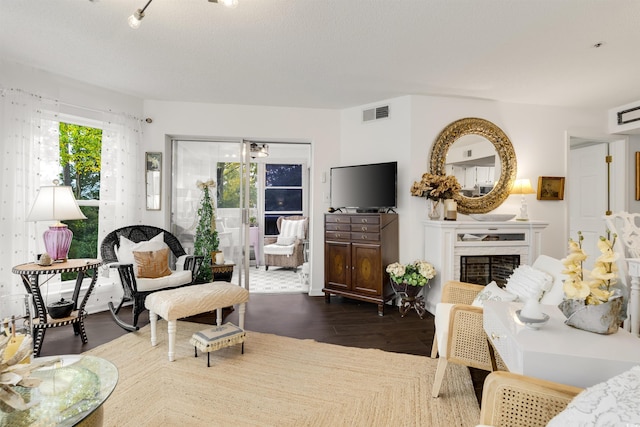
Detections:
362,105,390,123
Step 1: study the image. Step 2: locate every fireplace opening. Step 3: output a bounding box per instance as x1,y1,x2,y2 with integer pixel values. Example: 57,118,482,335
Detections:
460,255,520,286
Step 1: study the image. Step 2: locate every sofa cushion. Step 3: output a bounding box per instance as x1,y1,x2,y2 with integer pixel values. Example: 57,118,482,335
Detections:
116,233,166,266
548,365,640,426
280,219,306,239
276,235,296,246
472,281,518,307
133,247,172,279
136,270,193,292
263,243,295,256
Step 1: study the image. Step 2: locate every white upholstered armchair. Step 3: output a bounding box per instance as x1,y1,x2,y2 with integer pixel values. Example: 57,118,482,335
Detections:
263,216,308,272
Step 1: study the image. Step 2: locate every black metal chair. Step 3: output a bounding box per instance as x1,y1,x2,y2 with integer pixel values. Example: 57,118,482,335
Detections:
100,225,203,332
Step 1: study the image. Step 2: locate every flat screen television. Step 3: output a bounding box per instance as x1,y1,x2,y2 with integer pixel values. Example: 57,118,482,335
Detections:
330,161,397,212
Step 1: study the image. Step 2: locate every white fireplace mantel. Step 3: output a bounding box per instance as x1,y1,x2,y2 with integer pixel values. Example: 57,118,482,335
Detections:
422,219,549,314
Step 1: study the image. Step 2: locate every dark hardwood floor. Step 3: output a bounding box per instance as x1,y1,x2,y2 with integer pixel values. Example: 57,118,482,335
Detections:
38,293,488,404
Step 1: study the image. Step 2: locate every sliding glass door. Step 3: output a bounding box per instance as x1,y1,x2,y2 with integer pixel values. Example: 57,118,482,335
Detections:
171,139,252,289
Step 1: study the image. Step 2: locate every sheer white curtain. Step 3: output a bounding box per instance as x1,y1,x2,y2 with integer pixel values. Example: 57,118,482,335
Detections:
98,112,142,246
0,88,142,301
0,89,60,297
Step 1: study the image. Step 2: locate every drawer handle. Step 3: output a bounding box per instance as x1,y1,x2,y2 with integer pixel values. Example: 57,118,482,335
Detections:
361,226,367,231
363,219,368,223
361,235,367,239
490,332,504,340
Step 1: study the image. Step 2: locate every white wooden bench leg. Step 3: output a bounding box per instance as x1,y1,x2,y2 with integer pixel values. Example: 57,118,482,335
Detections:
239,302,246,330
150,311,158,346
167,320,176,362
216,307,222,326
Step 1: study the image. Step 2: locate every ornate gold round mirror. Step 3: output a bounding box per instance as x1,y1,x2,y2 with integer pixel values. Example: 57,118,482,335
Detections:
430,117,517,214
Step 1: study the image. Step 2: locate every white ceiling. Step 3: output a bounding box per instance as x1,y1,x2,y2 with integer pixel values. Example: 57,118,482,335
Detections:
2,0,640,110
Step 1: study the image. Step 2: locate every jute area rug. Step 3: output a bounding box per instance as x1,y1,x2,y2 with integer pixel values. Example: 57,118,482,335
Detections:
84,321,479,426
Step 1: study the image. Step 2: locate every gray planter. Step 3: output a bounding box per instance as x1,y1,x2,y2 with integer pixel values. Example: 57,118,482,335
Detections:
558,295,623,335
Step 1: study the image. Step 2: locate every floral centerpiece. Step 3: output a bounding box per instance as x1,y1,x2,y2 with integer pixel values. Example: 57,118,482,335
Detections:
559,231,623,334
410,173,461,219
386,260,436,318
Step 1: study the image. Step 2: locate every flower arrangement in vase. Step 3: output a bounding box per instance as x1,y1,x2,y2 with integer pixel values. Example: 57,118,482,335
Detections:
386,260,436,318
410,173,461,220
559,231,623,334
194,179,220,282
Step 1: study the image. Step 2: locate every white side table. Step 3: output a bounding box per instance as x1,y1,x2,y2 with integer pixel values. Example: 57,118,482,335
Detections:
484,300,640,388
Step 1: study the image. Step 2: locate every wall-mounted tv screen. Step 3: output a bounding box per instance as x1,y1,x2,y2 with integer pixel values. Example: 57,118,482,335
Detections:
330,161,397,212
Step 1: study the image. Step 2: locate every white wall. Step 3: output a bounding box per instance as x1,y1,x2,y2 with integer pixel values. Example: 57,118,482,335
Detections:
141,100,341,296
340,95,606,263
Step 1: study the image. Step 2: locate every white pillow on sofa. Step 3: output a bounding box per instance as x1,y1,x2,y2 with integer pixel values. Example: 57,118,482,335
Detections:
116,233,167,266
548,365,640,426
280,219,306,240
471,281,518,307
505,264,553,302
276,235,296,246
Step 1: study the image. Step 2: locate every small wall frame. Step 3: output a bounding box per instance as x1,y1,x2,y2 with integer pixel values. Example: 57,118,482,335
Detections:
145,152,162,210
537,176,565,201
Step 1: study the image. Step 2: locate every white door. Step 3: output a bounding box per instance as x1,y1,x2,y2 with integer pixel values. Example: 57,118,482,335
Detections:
568,142,609,271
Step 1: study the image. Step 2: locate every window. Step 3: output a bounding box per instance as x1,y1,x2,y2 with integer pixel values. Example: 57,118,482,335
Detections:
264,164,304,235
58,122,102,279
216,162,258,209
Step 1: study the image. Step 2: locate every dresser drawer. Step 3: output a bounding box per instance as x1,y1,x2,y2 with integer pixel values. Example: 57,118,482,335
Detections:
326,223,351,232
326,215,351,224
350,224,380,233
351,216,380,225
351,232,380,242
326,231,351,241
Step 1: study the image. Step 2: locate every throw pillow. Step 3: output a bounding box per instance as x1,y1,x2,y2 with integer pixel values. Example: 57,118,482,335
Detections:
471,281,518,307
547,366,640,426
276,235,296,246
133,248,172,279
504,264,553,302
280,219,306,240
116,233,166,266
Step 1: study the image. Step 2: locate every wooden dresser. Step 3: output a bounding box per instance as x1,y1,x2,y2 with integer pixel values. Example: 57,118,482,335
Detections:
323,213,399,316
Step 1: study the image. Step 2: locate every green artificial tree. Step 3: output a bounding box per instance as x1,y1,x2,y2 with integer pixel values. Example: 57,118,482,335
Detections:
194,179,220,282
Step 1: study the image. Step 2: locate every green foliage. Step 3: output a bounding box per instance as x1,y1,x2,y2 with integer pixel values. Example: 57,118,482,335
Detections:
58,122,102,281
194,185,220,282
216,162,258,208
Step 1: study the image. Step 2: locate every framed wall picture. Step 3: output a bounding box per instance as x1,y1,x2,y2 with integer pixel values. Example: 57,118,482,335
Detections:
537,176,565,201
145,152,162,210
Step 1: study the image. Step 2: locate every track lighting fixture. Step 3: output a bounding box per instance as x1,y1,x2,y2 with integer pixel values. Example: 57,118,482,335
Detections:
250,143,269,158
129,0,238,29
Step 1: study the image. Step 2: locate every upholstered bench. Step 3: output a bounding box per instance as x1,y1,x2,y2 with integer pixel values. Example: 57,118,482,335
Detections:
190,322,246,367
145,282,249,361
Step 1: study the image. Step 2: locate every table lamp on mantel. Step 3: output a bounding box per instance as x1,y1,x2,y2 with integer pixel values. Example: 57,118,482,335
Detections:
27,180,87,262
510,178,536,221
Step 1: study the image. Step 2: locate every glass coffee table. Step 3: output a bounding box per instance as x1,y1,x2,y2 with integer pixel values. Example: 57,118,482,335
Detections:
0,355,118,426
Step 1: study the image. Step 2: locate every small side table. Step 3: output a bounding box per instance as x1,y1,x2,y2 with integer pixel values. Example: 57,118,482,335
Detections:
211,261,235,282
12,259,102,357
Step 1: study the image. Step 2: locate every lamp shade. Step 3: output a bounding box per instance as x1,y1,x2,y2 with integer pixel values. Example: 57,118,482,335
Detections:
510,179,535,195
27,184,86,261
27,185,87,222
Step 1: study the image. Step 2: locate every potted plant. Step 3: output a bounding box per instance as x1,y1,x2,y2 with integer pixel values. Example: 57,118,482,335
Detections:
410,173,461,220
194,179,220,282
386,260,436,318
559,231,622,334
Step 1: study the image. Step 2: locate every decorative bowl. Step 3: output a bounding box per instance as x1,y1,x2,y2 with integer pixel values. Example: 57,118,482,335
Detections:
516,310,550,330
469,214,516,222
47,298,74,319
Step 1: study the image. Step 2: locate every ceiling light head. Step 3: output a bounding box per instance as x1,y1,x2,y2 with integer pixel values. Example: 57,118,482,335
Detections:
128,9,145,29
250,143,269,158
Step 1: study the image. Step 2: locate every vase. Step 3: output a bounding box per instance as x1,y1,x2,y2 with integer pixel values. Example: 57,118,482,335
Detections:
390,280,427,318
443,198,457,221
427,199,442,220
557,295,623,334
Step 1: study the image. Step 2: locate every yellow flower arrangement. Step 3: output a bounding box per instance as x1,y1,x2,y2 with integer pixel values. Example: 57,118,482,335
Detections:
561,231,618,305
410,173,461,201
